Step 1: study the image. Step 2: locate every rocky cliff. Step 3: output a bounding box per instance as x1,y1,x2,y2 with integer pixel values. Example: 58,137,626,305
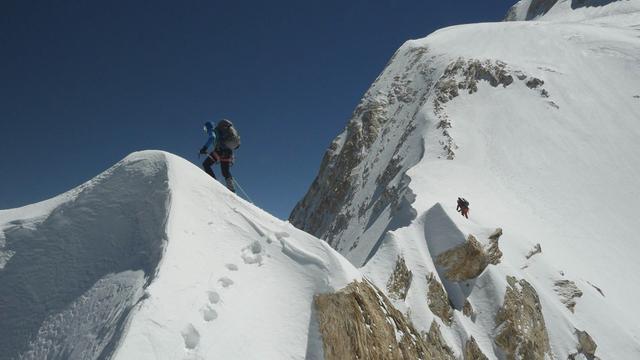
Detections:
292,0,640,358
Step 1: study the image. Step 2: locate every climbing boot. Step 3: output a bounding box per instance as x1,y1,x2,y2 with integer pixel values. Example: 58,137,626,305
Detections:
225,177,236,193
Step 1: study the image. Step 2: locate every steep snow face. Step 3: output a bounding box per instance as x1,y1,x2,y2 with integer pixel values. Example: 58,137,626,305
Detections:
0,151,169,360
113,152,360,360
505,0,640,21
0,151,361,359
291,6,640,359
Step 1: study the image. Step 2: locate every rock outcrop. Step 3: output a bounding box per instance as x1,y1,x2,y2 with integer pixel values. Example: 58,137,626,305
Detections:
569,329,598,359
289,46,436,260
314,280,455,360
525,243,542,259
487,228,504,265
432,58,552,159
426,273,453,325
464,336,489,360
554,279,583,313
495,276,551,360
435,234,502,282
463,299,475,319
433,59,514,159
424,322,456,360
387,256,413,300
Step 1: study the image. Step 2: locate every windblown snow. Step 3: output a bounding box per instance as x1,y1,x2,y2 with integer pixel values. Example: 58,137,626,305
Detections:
0,151,359,360
3,1,640,359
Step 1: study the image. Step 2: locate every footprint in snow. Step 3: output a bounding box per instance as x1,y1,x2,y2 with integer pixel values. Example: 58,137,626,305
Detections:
218,277,234,288
225,263,238,271
181,323,200,350
241,240,263,265
208,290,220,304
201,305,218,322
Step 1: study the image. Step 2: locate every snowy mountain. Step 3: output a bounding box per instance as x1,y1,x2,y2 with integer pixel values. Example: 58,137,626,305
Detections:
291,0,640,358
0,151,362,359
3,1,640,359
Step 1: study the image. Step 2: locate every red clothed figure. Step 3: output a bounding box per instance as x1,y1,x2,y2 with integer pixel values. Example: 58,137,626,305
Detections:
456,197,470,219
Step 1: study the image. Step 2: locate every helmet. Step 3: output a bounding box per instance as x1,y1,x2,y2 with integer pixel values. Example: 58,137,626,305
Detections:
203,121,214,133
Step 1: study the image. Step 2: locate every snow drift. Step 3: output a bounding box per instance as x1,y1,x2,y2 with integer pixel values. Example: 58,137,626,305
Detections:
0,151,360,359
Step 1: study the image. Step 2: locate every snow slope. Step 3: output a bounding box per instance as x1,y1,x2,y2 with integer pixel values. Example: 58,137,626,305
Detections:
0,151,360,360
291,1,640,358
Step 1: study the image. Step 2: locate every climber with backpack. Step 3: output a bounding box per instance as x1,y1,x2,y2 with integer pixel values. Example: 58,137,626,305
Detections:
199,119,241,193
456,197,470,219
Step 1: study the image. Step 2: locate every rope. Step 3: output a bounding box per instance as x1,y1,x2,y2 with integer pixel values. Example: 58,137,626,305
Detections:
233,178,254,204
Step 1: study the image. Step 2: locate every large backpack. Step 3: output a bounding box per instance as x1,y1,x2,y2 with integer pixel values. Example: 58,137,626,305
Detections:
216,119,241,150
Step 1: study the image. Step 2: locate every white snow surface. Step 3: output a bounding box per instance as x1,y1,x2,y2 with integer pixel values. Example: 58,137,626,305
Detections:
296,2,640,358
3,1,640,359
0,151,360,360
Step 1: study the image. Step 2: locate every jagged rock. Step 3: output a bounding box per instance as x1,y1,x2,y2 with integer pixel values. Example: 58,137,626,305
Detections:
435,234,501,282
577,329,597,356
464,336,489,360
554,280,583,313
488,228,503,241
487,228,503,265
427,273,453,325
495,276,551,360
387,256,413,300
424,321,456,360
569,329,598,359
463,299,475,319
289,46,434,257
525,244,542,259
314,280,455,360
526,77,545,89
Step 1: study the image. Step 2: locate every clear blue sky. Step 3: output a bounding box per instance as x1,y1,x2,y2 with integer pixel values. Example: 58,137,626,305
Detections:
1,0,515,219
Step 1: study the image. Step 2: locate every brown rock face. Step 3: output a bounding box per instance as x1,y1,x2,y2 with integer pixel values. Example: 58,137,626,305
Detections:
387,256,413,300
425,321,456,359
576,329,597,357
427,273,453,326
464,336,489,360
568,329,598,359
289,45,436,258
487,228,504,265
435,234,501,282
314,280,455,360
495,276,551,360
463,299,475,319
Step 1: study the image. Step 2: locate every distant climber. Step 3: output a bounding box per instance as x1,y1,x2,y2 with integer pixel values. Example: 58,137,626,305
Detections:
199,119,241,193
456,197,469,219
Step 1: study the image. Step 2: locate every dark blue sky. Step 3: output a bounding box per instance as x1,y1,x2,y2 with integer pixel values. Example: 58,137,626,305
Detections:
1,0,515,219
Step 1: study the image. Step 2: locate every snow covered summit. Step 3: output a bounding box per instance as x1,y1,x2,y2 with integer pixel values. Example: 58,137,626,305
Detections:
4,0,640,358
0,151,361,359
291,0,640,358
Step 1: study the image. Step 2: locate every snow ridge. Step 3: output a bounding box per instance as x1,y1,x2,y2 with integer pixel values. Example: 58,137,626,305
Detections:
292,3,640,358
0,151,170,360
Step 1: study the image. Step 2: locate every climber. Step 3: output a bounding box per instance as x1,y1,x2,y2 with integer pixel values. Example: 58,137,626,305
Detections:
456,197,470,219
199,119,241,193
